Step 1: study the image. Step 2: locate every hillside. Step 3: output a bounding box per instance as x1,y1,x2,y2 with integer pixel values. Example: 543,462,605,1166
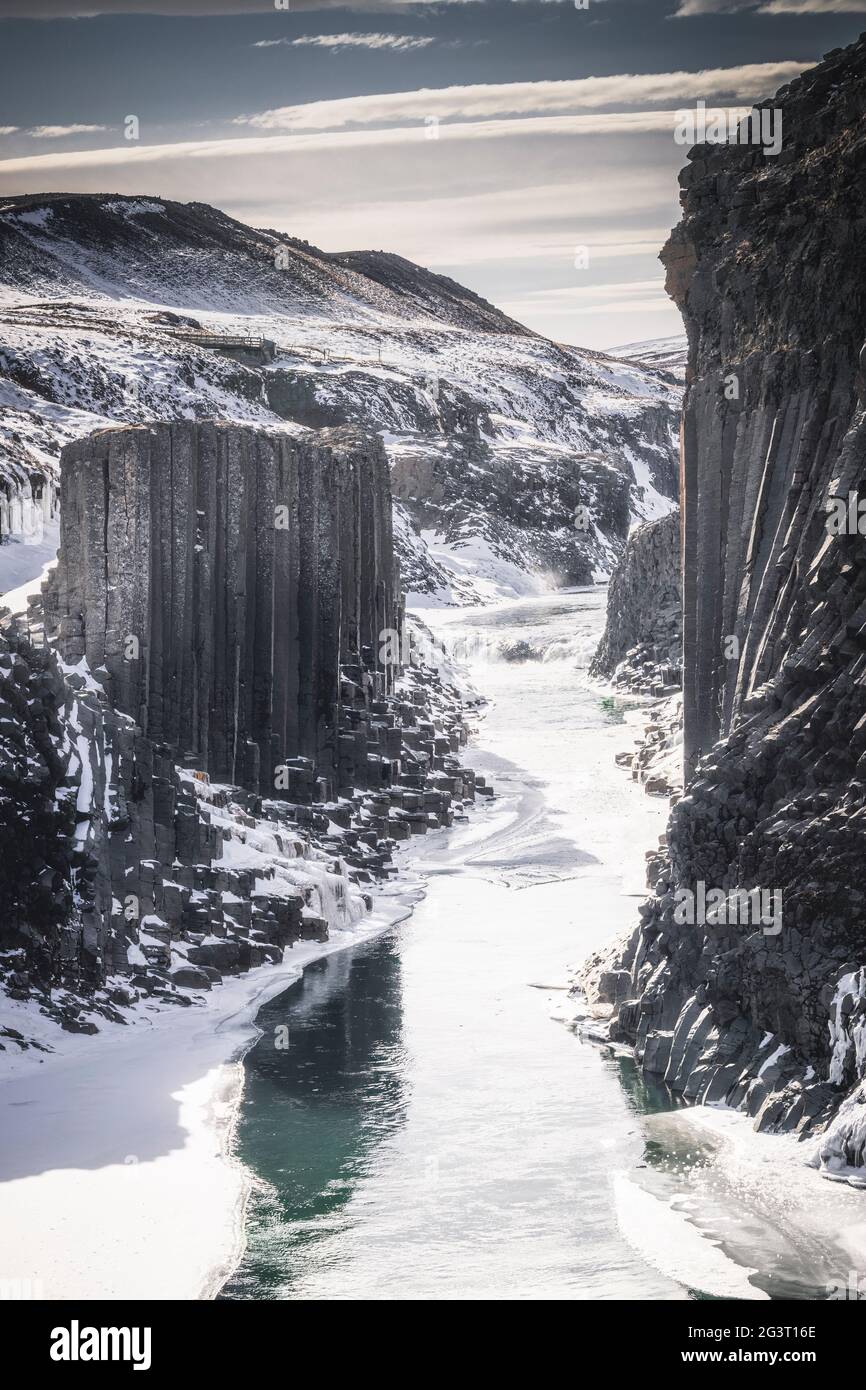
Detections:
0,194,680,606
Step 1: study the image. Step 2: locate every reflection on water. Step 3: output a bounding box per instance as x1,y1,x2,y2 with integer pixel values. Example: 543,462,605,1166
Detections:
610,1051,686,1118
221,937,405,1299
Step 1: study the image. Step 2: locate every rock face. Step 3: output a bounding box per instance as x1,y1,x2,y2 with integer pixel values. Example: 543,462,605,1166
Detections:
585,36,866,1174
44,422,397,797
591,510,683,801
263,352,679,597
0,622,74,988
2,421,488,1029
590,509,681,691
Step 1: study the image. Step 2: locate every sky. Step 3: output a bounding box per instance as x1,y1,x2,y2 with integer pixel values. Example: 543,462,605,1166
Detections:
0,0,863,348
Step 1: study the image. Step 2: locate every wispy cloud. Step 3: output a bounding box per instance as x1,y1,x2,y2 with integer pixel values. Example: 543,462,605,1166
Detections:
674,0,866,14
292,183,678,267
235,64,809,132
254,34,436,53
516,278,668,301
757,0,866,10
501,279,672,321
0,108,750,176
28,124,108,138
0,0,476,14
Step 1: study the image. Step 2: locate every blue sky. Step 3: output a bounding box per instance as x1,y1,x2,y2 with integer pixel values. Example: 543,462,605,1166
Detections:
0,0,863,347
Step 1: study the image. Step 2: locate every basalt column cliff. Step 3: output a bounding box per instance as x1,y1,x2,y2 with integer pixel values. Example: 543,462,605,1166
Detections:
587,37,866,1177
44,422,398,796
1,422,481,1022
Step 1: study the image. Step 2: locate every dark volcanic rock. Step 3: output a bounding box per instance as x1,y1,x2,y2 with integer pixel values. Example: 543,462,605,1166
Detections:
0,620,74,976
1,421,483,1026
591,509,681,690
585,35,866,1171
44,422,398,795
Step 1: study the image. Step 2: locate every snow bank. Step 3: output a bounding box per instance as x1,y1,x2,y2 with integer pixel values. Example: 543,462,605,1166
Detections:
0,878,424,1299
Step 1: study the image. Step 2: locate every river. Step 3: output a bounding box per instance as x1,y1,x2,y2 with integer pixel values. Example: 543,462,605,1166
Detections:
221,588,683,1299
221,588,866,1301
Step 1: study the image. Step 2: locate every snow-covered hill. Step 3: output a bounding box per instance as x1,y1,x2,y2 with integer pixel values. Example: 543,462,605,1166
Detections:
607,335,688,383
0,194,681,605
0,193,530,335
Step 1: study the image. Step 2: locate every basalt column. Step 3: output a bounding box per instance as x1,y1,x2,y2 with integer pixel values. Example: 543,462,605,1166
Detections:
46,422,399,798
662,43,866,778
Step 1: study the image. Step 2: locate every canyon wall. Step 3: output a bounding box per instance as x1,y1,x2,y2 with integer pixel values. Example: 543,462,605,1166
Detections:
590,509,681,692
588,36,866,1175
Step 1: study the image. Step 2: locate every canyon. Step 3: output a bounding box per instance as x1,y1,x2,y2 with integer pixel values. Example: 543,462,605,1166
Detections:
0,192,678,1040
0,29,865,1305
0,192,680,607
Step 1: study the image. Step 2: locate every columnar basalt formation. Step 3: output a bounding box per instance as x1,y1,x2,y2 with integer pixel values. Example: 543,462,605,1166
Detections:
666,42,866,780
44,422,398,798
585,37,866,1173
1,422,488,1031
0,623,73,989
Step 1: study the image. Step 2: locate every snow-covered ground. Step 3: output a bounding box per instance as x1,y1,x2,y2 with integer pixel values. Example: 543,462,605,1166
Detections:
614,1104,866,1300
607,334,688,382
0,521,58,604
0,874,428,1299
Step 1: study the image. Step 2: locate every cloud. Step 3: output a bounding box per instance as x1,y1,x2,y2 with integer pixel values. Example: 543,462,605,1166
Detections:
0,108,750,179
673,0,866,13
757,0,866,10
672,0,759,11
235,64,809,132
28,123,108,138
513,278,669,302
285,181,678,267
254,34,436,53
500,279,675,336
502,278,673,321
0,0,474,14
